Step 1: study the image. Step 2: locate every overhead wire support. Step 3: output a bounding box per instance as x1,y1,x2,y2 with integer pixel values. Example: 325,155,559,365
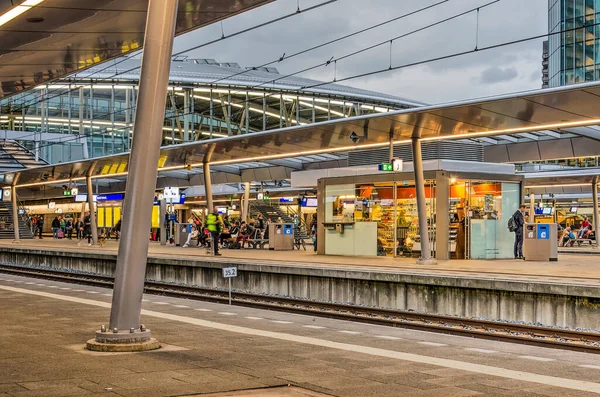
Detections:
389,40,393,70
10,4,600,156
3,0,446,142
10,0,504,153
7,0,337,117
1,0,338,145
475,7,480,51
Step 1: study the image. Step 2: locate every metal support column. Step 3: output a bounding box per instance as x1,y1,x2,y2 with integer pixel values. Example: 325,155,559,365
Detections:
159,199,167,246
204,161,213,211
86,175,98,245
100,0,178,346
67,86,72,135
411,136,435,264
262,94,267,131
388,130,394,162
435,172,450,260
209,89,214,138
184,89,190,141
242,181,250,221
593,177,599,249
90,86,95,156
11,185,19,242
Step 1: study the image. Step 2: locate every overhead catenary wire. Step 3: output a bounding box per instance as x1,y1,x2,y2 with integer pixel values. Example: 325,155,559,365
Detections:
0,0,448,147
4,0,443,120
10,0,571,159
105,2,594,142
6,0,337,120
1,0,338,144
6,12,585,163
3,3,596,162
5,0,461,152
5,0,525,155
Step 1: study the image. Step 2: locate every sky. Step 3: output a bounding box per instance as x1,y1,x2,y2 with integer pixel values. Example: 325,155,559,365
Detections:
173,0,548,105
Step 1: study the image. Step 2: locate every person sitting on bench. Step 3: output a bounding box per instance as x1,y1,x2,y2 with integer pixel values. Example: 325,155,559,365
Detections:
182,227,199,248
578,217,591,239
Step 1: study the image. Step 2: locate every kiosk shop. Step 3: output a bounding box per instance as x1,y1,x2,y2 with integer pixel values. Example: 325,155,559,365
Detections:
317,167,523,260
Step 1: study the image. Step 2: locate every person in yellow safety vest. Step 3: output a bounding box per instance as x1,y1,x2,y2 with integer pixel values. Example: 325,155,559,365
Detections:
206,209,223,256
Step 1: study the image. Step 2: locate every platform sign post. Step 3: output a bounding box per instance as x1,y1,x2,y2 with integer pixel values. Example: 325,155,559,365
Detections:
222,267,237,305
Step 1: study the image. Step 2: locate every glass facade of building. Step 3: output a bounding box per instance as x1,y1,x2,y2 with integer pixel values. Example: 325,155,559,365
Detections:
0,61,411,165
322,172,520,260
549,0,600,87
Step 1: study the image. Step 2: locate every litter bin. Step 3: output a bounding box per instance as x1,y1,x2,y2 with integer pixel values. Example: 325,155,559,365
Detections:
268,223,294,250
523,223,558,261
174,223,193,246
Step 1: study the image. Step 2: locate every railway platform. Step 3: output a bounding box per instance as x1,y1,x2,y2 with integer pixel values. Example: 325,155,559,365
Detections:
1,272,600,397
0,240,599,331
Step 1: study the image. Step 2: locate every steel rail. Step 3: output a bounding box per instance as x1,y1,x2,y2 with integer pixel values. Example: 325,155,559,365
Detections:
0,264,599,354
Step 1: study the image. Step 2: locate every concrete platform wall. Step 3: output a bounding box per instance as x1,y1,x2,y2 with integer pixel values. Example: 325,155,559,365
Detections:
1,247,599,330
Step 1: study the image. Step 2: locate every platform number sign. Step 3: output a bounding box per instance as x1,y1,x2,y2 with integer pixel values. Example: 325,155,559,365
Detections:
222,267,237,278
222,267,237,305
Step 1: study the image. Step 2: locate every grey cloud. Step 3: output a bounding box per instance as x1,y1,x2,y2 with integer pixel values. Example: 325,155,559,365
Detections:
480,66,518,84
175,0,548,103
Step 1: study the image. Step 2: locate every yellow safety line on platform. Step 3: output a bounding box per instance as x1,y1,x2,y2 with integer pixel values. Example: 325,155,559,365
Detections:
1,283,600,394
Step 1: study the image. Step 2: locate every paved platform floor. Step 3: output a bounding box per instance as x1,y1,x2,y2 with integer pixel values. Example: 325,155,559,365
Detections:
2,239,600,287
1,273,600,397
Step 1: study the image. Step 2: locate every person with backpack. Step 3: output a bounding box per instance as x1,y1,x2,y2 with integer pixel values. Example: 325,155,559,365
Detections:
65,218,73,240
78,212,93,246
206,208,223,256
51,216,60,238
36,216,44,239
508,204,526,259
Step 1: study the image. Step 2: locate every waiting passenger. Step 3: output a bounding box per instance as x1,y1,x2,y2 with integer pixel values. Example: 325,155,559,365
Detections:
114,219,122,240
578,217,591,239
75,219,84,240
36,216,44,239
257,213,265,230
65,218,73,240
560,227,576,247
182,227,199,248
236,221,251,248
206,208,223,256
51,216,60,238
77,212,93,246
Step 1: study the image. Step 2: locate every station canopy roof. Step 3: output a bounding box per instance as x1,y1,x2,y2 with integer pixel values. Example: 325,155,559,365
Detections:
0,0,272,98
6,80,600,189
524,168,600,195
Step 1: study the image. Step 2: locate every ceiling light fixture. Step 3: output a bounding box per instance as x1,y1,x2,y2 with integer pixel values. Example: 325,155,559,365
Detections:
0,0,45,28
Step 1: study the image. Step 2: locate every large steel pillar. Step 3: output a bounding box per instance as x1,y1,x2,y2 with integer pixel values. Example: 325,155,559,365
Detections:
435,172,449,260
411,136,436,265
159,199,167,246
11,185,19,242
204,161,213,211
86,175,98,245
88,0,178,352
593,177,599,249
242,182,250,221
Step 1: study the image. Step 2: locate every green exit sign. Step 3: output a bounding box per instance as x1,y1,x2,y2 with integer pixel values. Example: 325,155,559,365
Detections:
378,163,393,171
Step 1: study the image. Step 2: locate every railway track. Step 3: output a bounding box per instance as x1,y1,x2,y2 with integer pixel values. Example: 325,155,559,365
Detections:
1,263,599,354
